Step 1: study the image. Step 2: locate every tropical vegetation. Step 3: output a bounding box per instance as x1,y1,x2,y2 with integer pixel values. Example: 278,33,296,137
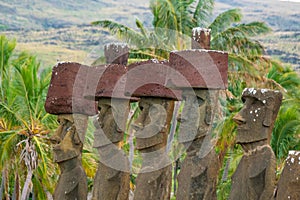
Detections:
0,35,98,199
0,0,299,199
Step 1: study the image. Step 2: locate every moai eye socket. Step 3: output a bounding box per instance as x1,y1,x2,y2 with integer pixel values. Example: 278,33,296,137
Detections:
139,105,144,111
197,97,205,106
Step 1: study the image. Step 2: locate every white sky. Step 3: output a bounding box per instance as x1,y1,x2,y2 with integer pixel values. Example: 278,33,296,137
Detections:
280,0,300,2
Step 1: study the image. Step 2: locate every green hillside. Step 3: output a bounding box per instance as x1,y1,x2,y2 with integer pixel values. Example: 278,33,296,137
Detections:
0,0,299,69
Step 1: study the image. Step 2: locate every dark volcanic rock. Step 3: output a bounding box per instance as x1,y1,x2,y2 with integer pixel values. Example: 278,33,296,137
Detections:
276,151,300,199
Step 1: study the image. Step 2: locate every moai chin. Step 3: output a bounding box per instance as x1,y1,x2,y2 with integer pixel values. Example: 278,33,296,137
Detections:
45,62,97,200
84,61,133,200
275,151,300,199
229,88,282,200
167,28,228,200
125,59,181,200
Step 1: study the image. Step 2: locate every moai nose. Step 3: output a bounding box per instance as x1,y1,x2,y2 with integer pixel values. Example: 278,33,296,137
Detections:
233,112,246,125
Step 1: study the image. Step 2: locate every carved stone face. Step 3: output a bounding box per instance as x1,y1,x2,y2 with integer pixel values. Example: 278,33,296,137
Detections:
94,98,129,145
234,96,269,145
178,89,213,143
233,88,282,145
52,114,87,163
53,125,82,163
132,98,172,151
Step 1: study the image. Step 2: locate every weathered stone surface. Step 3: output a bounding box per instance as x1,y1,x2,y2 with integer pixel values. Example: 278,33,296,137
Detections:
229,88,282,200
92,98,130,200
235,88,283,144
84,64,135,101
133,163,172,200
229,145,276,200
92,146,130,200
177,139,219,200
53,157,88,200
132,98,174,200
167,50,228,89
93,99,129,148
45,62,97,116
275,151,300,199
104,43,129,65
51,114,88,200
124,59,181,100
176,89,219,200
191,28,211,50
177,89,217,143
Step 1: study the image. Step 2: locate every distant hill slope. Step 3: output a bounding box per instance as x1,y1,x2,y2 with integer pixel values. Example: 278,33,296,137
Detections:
0,0,151,31
0,0,299,69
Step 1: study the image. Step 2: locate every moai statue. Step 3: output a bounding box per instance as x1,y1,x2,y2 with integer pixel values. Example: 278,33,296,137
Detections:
84,46,133,200
167,28,228,200
124,60,181,200
45,62,97,200
275,151,300,199
229,88,282,200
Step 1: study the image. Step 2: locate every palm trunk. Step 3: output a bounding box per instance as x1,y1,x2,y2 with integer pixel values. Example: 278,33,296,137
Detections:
0,168,9,200
173,158,180,195
221,151,232,182
12,172,20,200
0,170,4,200
21,170,33,200
167,101,181,152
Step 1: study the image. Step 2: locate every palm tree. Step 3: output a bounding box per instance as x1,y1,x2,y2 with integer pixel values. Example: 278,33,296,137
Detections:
267,61,300,164
0,35,58,198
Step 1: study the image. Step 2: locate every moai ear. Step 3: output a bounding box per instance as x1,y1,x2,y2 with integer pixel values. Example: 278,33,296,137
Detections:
70,126,81,145
205,93,212,125
263,97,275,127
205,103,212,125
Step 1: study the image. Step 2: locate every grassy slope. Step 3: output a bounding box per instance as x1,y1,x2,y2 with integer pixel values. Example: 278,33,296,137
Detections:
0,0,299,69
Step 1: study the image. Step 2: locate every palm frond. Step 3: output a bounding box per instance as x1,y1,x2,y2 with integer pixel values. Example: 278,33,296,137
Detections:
92,20,145,48
210,9,242,36
271,106,300,161
135,18,148,38
192,0,214,27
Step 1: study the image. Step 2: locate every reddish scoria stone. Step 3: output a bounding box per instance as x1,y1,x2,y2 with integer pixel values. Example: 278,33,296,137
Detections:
124,59,181,100
167,49,228,89
45,62,97,116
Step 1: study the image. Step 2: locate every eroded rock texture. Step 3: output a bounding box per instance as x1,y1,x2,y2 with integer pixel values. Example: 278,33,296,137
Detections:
176,89,219,200
52,114,88,200
92,99,130,200
275,151,300,199
132,98,174,200
45,62,97,200
168,43,228,200
124,59,183,200
104,43,129,65
45,62,97,115
229,88,282,200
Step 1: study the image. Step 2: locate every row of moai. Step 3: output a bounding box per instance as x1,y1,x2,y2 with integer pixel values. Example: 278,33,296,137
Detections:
44,28,299,199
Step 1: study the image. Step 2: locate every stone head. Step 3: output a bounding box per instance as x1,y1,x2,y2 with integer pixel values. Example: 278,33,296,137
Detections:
233,88,282,145
178,89,217,143
53,125,82,163
96,98,129,134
